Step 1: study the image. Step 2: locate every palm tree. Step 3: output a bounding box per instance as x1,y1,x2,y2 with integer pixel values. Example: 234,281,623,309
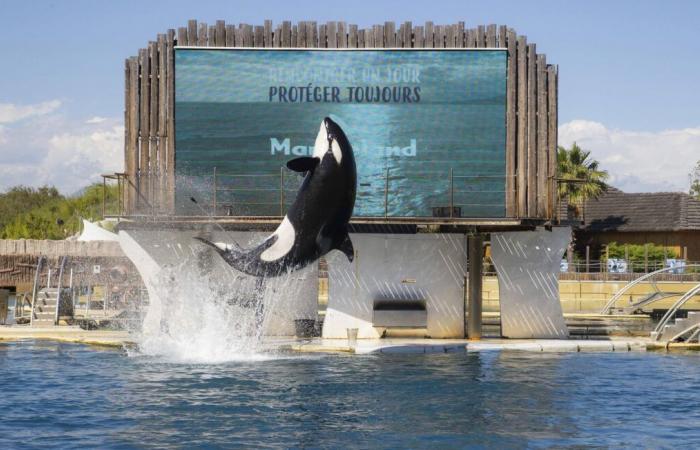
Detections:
557,142,609,218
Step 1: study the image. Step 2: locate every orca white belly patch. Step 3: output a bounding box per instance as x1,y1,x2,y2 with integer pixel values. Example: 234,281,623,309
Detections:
261,216,296,262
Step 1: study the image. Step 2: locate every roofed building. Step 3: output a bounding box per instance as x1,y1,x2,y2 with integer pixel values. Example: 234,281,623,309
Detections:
573,187,700,260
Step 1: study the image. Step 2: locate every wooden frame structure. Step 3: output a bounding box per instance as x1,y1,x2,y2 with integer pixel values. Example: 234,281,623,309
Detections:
123,20,558,221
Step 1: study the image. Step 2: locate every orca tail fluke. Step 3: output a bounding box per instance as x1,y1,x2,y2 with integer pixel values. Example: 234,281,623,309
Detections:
193,236,227,256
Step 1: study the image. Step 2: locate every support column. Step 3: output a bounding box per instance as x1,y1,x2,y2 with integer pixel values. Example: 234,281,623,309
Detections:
467,234,484,340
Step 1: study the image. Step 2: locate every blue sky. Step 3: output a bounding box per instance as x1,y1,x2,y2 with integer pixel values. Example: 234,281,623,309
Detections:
1,0,699,193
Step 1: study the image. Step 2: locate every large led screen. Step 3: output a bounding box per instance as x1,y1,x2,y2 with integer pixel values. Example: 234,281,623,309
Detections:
175,49,507,218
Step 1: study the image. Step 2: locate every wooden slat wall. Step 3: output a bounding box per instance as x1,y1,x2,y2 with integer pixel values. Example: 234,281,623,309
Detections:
123,20,558,219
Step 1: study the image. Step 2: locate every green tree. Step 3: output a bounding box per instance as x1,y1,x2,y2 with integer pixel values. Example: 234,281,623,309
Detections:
557,142,609,216
0,186,62,231
0,183,119,239
690,159,700,200
605,242,678,272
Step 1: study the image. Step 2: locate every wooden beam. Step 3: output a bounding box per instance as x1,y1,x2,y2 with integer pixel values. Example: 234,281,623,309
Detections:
413,25,424,48
254,25,264,47
327,21,337,48
536,54,548,217
187,20,197,46
197,22,208,46
226,24,235,46
148,41,158,208
425,21,434,48
384,21,396,47
547,65,559,219
476,25,485,47
526,43,537,217
338,21,347,48
157,34,168,211
215,20,225,46
208,25,216,47
505,29,517,217
123,59,133,213
486,24,496,47
264,20,272,47
165,29,176,213
349,24,358,47
516,36,528,216
177,27,187,46
138,48,150,211
281,21,291,48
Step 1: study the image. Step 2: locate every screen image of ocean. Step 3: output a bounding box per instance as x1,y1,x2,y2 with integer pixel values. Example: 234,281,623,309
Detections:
175,50,507,218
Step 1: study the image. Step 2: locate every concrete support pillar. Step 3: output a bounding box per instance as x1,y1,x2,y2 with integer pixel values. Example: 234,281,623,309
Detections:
467,234,484,340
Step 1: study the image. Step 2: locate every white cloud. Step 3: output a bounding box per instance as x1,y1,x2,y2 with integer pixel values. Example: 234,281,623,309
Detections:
0,100,62,124
559,120,700,193
85,116,107,124
0,101,123,194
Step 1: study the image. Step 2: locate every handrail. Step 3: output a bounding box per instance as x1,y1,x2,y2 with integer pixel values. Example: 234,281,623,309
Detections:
29,256,46,327
668,322,700,343
600,264,700,314
653,283,700,340
54,256,68,325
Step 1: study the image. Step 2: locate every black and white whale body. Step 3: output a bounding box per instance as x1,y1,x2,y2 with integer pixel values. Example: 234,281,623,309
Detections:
195,117,357,277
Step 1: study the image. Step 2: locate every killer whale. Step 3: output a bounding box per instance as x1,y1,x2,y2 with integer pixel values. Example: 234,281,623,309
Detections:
195,117,357,277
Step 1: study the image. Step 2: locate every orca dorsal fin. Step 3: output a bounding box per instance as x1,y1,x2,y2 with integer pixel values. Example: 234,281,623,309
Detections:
335,232,354,262
286,157,319,173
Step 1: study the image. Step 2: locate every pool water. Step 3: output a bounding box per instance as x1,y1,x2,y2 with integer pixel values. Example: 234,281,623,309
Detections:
2,341,700,448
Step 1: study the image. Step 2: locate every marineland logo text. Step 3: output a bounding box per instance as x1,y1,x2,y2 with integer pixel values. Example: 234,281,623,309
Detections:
271,138,419,157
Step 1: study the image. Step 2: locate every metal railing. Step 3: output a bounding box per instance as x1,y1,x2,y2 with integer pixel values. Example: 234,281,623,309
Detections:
209,167,512,219
29,256,46,327
599,264,700,314
652,282,700,340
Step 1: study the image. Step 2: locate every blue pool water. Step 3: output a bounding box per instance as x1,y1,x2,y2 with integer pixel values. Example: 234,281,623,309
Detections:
2,341,700,449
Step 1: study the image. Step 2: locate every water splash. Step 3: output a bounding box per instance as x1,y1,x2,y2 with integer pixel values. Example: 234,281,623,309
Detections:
122,233,318,364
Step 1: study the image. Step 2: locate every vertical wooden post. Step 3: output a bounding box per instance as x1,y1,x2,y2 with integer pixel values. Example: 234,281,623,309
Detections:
148,41,159,212
138,48,150,212
123,59,133,214
505,29,516,216
586,245,590,273
467,234,484,340
683,246,688,261
516,36,528,217
526,43,537,217
157,34,167,212
536,54,548,217
188,20,198,46
547,65,558,219
165,29,176,214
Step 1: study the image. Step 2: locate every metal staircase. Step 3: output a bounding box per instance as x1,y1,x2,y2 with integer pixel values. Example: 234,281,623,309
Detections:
32,288,60,326
30,256,69,327
650,282,700,342
652,311,700,342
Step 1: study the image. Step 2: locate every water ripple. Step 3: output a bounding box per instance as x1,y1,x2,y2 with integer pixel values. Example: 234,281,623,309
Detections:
2,341,700,448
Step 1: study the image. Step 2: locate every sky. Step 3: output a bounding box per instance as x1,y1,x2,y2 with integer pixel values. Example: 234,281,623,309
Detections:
1,0,699,194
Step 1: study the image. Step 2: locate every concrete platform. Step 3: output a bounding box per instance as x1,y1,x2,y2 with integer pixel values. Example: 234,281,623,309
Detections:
2,326,697,353
0,325,133,348
289,337,653,354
